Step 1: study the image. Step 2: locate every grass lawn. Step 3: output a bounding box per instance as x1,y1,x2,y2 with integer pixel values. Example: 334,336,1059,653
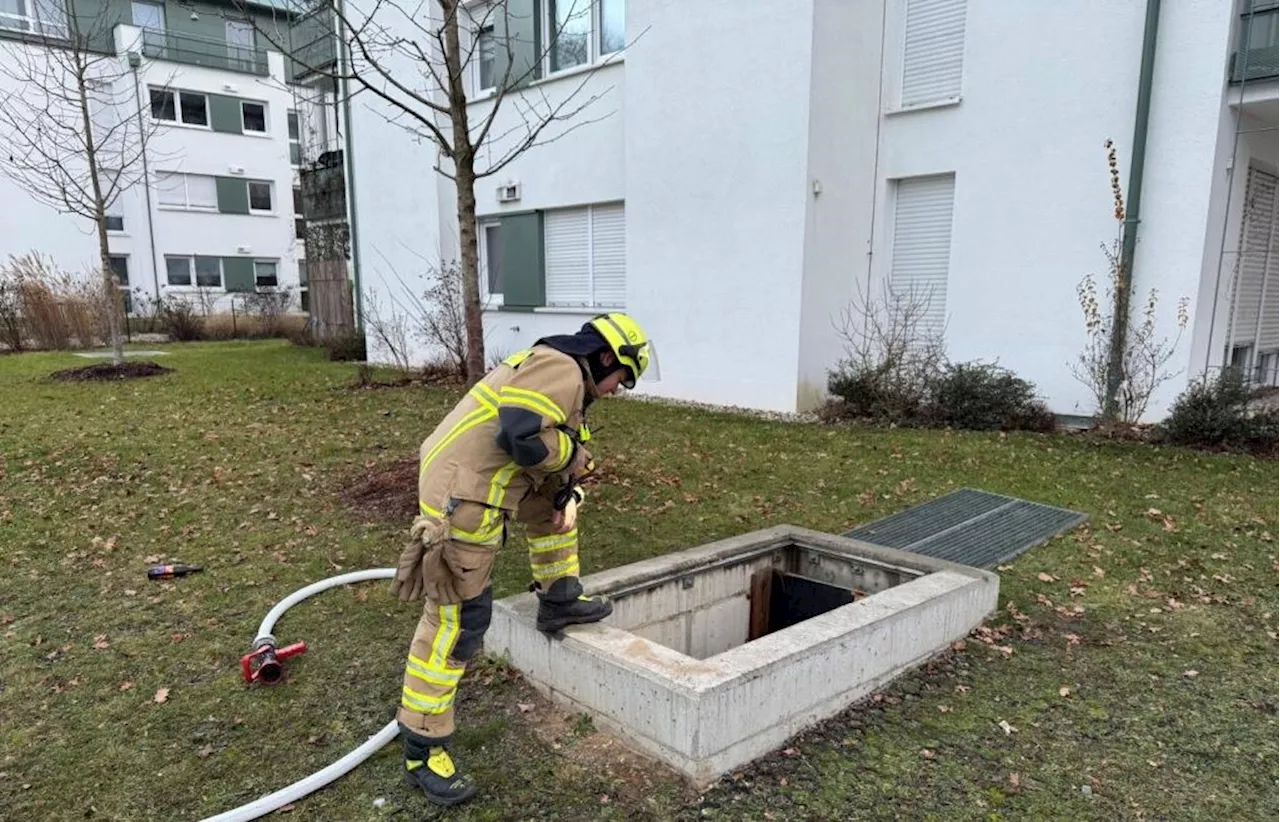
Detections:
1,341,1276,821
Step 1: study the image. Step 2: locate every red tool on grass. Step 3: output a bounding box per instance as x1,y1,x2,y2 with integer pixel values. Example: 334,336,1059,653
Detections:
241,637,308,685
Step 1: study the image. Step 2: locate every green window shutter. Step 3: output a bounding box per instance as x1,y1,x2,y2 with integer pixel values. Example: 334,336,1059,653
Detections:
222,258,255,292
499,212,544,310
215,177,249,214
208,94,243,134
495,0,541,89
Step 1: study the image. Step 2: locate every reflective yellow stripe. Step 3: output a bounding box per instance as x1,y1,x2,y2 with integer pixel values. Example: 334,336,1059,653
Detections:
529,530,578,553
503,349,533,368
429,604,460,669
469,383,500,411
401,685,454,714
499,386,566,423
579,423,592,443
531,557,581,582
419,405,496,479
406,654,464,688
449,523,503,545
419,501,443,518
551,431,573,471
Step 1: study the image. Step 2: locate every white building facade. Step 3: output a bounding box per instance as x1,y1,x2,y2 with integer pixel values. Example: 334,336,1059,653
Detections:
0,0,325,317
349,0,1278,420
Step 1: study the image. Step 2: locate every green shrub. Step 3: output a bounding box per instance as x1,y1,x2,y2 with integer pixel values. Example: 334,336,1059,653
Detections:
154,296,203,342
925,361,1056,432
324,330,367,362
826,362,927,423
1158,370,1278,455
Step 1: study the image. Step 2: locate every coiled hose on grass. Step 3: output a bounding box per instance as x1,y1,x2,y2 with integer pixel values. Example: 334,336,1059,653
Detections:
199,568,398,822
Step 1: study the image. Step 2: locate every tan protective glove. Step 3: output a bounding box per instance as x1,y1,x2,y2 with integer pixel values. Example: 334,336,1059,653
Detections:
390,515,447,602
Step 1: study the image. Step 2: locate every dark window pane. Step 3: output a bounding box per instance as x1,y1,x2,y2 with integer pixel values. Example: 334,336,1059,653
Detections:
293,186,304,214
242,102,266,132
254,261,278,288
290,142,301,165
297,260,307,286
549,0,589,72
180,92,207,126
121,289,133,314
478,26,495,89
300,289,309,312
150,88,175,120
165,256,191,285
600,0,624,54
194,256,221,287
248,181,272,211
287,110,299,140
105,215,124,232
484,224,502,293
109,255,129,285
295,217,306,240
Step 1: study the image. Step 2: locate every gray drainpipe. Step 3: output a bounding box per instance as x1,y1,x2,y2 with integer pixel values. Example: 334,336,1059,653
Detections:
1104,0,1161,421
129,55,162,300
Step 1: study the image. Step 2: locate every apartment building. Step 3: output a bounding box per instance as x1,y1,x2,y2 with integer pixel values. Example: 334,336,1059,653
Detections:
0,0,345,318
346,0,1277,419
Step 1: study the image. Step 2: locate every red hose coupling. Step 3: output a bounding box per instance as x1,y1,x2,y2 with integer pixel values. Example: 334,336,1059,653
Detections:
241,636,308,685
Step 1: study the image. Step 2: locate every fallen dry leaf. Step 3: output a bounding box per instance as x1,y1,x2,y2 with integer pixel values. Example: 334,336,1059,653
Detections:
1037,573,1057,583
1183,670,1199,678
782,747,801,757
951,639,966,651
920,749,936,760
119,680,134,691
938,704,952,713
153,687,170,704
1059,685,1071,697
515,702,534,713
1009,772,1022,790
998,719,1017,736
1093,566,1106,578
92,634,109,650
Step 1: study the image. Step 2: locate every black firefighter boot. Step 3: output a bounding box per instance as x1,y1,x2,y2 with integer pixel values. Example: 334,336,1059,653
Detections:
534,576,613,633
402,731,477,806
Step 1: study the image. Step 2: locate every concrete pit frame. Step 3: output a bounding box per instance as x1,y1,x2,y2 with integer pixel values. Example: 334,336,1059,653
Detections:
487,525,1000,786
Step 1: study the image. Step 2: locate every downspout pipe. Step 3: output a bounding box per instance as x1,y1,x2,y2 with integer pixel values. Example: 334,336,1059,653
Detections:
336,0,364,332
1104,0,1161,421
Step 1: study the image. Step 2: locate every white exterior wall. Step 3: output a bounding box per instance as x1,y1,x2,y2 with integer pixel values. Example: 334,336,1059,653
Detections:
351,0,1266,419
0,27,303,315
624,0,813,411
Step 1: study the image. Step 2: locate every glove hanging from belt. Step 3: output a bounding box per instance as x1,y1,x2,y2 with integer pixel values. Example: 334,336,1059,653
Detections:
389,514,449,603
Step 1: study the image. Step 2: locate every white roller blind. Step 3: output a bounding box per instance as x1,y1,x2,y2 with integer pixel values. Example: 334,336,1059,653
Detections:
545,208,592,306
890,174,955,336
591,203,625,308
901,0,967,107
155,171,185,206
187,174,217,209
544,203,627,308
1232,167,1278,351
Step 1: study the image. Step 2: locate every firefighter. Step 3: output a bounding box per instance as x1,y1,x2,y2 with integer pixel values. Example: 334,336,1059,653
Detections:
388,312,652,806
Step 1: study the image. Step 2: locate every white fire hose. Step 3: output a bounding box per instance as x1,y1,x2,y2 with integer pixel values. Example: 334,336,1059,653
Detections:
200,568,398,822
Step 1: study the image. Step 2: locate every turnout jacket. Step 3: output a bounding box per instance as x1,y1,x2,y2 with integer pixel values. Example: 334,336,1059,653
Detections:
416,345,592,538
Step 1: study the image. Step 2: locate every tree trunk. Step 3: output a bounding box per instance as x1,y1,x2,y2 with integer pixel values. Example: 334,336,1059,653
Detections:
76,61,125,366
442,0,486,384
455,157,486,384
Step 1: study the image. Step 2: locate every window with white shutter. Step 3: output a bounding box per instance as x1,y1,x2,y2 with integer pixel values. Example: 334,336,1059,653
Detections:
544,202,626,308
900,0,967,107
889,174,955,337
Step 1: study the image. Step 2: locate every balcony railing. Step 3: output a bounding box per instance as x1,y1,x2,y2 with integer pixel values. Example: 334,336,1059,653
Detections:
286,7,338,82
141,29,269,77
300,149,346,223
1230,6,1279,82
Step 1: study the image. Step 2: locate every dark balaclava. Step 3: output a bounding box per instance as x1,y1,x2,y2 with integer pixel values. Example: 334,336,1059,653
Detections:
535,324,624,401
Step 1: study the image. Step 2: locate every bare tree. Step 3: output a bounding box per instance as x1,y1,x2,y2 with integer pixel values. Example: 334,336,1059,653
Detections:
245,0,619,383
0,7,167,366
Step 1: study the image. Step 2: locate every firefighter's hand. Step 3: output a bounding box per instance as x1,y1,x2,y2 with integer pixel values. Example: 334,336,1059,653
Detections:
552,486,584,533
564,445,594,480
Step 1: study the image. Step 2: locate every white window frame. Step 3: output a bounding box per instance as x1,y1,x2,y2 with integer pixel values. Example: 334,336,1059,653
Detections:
240,99,268,134
478,218,502,305
543,202,625,310
247,179,274,214
164,255,224,289
543,0,624,79
0,0,69,38
149,87,210,128
155,171,218,212
253,259,279,289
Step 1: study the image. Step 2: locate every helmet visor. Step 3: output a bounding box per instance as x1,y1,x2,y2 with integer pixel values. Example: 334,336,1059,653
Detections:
619,340,659,388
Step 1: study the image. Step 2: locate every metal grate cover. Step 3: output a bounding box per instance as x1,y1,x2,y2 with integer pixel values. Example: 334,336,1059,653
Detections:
845,488,1088,569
